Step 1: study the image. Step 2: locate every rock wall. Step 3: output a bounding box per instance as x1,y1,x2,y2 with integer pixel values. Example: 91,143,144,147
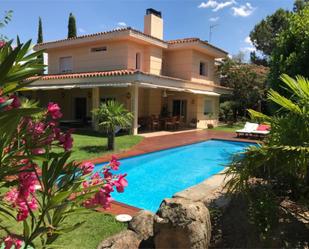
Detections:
97,197,212,249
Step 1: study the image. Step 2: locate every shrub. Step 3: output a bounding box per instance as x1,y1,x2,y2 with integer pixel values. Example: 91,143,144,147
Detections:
0,40,128,248
225,74,309,237
219,101,236,123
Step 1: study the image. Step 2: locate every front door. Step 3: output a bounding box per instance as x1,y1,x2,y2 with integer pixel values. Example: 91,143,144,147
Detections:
75,97,87,120
172,100,187,120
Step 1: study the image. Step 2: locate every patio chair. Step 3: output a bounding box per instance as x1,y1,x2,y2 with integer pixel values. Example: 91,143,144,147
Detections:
175,116,185,129
236,122,259,137
165,116,177,130
189,118,197,128
150,115,160,130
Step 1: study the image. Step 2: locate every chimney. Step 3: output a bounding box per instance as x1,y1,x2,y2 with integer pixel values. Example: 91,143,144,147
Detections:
144,8,163,40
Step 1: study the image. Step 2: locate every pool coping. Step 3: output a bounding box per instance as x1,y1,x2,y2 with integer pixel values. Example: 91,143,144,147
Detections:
88,130,260,215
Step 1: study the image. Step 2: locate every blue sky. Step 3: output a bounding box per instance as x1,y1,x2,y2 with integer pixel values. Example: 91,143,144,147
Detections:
0,0,294,57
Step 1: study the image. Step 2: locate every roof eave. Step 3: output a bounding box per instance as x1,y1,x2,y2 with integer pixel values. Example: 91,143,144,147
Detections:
168,42,227,58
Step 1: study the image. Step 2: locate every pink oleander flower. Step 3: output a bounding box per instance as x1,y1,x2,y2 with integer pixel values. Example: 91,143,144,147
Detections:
47,102,62,119
110,156,120,170
0,96,6,104
18,171,38,197
4,169,40,221
59,130,73,151
84,189,113,209
103,183,114,193
95,189,113,209
10,95,21,108
103,169,112,180
82,181,90,189
48,120,57,127
33,122,45,135
80,162,95,175
3,235,23,249
114,174,128,193
16,206,29,222
32,148,45,155
4,188,18,203
91,172,102,185
0,40,5,48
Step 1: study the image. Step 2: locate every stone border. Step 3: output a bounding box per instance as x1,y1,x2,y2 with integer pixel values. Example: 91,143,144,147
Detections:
173,169,230,204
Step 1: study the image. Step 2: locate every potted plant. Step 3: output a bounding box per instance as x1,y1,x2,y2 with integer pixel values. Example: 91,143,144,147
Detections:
207,112,214,129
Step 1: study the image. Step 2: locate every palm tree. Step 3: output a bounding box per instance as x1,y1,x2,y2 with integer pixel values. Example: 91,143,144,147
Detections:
224,74,309,236
92,100,133,150
226,73,309,194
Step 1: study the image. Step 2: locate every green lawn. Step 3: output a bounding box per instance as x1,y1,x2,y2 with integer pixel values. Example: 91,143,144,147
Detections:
1,130,141,248
212,122,245,132
0,210,126,249
54,210,126,249
58,129,143,162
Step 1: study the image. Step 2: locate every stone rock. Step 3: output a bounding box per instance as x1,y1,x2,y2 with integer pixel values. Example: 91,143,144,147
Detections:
97,230,141,249
154,197,211,249
128,210,155,240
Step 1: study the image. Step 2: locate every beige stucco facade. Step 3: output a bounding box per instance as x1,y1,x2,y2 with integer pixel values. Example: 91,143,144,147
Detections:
23,86,219,130
26,9,231,134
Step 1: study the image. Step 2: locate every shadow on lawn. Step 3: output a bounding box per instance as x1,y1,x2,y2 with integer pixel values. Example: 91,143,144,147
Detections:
71,128,130,138
73,129,106,138
79,145,109,153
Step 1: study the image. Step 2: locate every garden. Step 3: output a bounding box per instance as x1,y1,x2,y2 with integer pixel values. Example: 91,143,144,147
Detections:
211,1,309,247
1,0,309,248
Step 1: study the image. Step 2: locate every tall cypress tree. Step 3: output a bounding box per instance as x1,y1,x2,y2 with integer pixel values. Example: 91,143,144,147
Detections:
37,17,44,74
67,13,77,38
37,17,43,44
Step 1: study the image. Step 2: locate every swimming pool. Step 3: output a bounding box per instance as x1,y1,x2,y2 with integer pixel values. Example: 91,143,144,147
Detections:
95,139,255,212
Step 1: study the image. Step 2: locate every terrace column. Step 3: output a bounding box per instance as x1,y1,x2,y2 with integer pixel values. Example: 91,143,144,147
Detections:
131,84,139,135
92,87,100,131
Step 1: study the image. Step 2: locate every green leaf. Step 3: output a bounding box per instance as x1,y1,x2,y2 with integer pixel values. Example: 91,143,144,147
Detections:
23,220,31,238
49,191,72,207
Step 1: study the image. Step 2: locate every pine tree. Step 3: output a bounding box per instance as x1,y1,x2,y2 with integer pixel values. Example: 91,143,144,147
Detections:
67,13,77,38
37,17,43,43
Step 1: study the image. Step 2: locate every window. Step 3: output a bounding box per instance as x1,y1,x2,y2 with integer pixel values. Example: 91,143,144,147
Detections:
100,97,116,104
199,62,208,76
135,53,141,70
91,47,107,52
59,56,72,73
204,99,213,115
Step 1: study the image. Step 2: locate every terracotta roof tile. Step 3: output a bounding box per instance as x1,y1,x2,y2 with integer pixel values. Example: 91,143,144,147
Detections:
27,69,136,81
35,27,166,47
167,38,227,55
35,28,227,55
167,38,201,44
26,69,231,91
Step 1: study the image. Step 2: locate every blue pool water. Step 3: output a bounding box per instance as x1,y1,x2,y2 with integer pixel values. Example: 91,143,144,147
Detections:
95,139,255,212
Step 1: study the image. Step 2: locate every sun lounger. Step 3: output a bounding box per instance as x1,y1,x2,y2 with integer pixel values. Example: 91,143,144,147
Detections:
236,122,259,137
251,124,271,138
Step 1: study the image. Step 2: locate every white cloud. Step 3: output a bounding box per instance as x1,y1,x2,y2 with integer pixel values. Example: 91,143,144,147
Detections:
209,16,220,22
241,46,256,53
244,36,251,44
213,0,236,11
198,0,218,8
241,36,255,54
198,0,236,12
117,22,127,27
232,3,255,17
78,28,86,34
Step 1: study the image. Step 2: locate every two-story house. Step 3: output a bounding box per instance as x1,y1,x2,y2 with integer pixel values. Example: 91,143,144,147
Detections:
24,8,231,134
